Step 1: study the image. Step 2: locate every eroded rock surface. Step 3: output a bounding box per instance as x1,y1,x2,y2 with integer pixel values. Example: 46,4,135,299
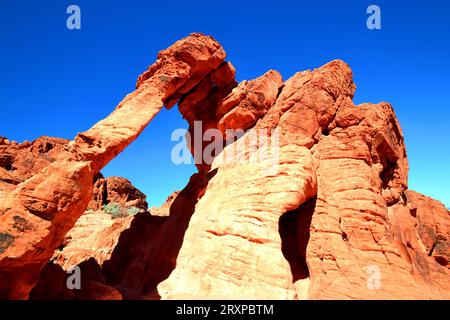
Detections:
51,175,148,270
0,137,68,190
158,60,449,299
1,33,449,300
0,33,228,299
88,175,148,211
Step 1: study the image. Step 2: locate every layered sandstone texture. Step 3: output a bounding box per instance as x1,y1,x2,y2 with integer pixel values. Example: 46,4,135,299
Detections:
0,33,227,299
0,33,449,300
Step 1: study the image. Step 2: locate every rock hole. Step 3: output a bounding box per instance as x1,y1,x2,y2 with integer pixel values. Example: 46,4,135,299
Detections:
434,256,448,267
379,159,398,190
0,154,13,171
278,197,316,283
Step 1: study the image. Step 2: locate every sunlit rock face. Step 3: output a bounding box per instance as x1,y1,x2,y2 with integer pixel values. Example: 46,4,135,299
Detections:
0,33,228,299
1,33,449,300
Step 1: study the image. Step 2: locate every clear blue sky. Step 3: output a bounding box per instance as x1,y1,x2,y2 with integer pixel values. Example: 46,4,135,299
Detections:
1,0,449,207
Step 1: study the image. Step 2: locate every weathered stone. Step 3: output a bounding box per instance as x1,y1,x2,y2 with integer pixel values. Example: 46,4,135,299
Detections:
0,33,229,299
1,34,449,300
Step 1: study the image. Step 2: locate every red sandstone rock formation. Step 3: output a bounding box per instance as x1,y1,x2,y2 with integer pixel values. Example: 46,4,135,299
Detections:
51,176,148,270
53,210,134,269
1,33,449,300
0,137,68,190
88,175,148,211
0,33,228,299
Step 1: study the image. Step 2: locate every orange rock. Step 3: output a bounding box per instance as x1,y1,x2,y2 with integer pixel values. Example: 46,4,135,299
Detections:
405,190,450,269
217,70,283,133
0,33,229,299
88,176,148,211
51,176,147,270
0,136,67,188
52,211,134,270
158,60,449,299
1,34,449,300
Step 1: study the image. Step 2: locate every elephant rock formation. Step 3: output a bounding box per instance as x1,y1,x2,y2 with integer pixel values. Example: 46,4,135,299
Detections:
0,33,448,300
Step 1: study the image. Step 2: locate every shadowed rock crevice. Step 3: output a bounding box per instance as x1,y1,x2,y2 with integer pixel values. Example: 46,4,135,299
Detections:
29,170,217,300
279,198,316,285
101,170,216,299
380,160,398,190
30,258,122,300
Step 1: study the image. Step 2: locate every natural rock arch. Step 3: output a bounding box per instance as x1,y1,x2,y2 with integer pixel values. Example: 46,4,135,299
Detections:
0,33,449,300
